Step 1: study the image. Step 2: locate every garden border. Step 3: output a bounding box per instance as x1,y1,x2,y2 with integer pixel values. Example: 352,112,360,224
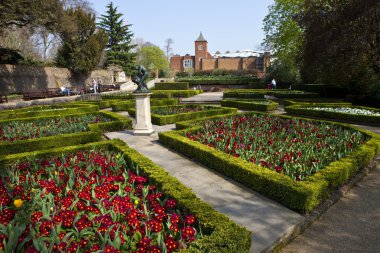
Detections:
0,140,252,252
159,112,380,213
0,111,132,156
128,105,237,125
221,99,279,111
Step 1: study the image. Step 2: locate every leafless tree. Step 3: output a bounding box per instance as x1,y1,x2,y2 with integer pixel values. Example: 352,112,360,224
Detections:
164,38,174,61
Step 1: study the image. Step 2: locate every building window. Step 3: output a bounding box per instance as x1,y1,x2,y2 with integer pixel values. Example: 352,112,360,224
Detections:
198,45,203,50
183,59,193,68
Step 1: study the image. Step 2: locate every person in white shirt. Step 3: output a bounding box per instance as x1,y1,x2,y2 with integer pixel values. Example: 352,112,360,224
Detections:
92,79,98,94
60,86,70,96
271,78,277,89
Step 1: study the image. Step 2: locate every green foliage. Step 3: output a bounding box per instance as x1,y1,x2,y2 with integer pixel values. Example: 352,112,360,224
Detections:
138,46,169,78
0,111,131,156
0,140,252,252
285,105,380,124
97,2,137,76
221,99,279,111
262,0,304,84
159,113,380,212
0,0,66,30
151,90,202,98
301,0,380,95
128,105,237,125
111,99,178,112
0,48,24,64
55,8,107,75
155,82,189,90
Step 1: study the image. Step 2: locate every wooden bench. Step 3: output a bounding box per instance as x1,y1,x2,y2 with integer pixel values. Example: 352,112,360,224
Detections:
22,90,52,100
100,84,120,92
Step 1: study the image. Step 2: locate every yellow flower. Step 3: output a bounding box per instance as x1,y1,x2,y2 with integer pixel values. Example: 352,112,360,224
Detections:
134,199,139,205
54,171,58,175
14,199,23,208
116,153,121,159
30,188,35,193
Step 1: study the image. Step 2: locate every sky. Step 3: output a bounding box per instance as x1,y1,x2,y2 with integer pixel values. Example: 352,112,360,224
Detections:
90,0,274,56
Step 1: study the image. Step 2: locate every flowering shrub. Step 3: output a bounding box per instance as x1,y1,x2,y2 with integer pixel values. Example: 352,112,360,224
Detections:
151,105,214,116
185,114,369,180
305,107,380,116
0,114,110,142
0,150,200,252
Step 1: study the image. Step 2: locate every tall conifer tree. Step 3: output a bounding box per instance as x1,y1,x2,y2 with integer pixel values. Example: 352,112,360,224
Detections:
97,2,136,76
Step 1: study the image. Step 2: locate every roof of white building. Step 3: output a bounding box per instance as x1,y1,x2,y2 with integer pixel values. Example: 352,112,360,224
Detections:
214,49,264,58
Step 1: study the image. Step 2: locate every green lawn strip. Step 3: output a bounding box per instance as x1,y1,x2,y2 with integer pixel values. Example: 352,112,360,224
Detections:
159,112,380,213
0,140,252,252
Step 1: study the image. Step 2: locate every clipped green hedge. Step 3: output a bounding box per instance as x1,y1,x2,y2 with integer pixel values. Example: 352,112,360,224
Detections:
223,90,267,99
269,91,319,99
128,105,237,125
285,104,380,124
152,90,202,99
0,140,252,252
0,103,100,119
159,112,380,213
111,99,178,112
0,111,131,156
101,92,134,100
221,99,279,111
155,82,189,90
70,100,124,109
177,78,256,85
175,112,238,130
283,99,351,107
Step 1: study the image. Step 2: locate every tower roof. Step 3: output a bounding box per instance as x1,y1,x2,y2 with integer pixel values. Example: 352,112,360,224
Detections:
195,32,207,42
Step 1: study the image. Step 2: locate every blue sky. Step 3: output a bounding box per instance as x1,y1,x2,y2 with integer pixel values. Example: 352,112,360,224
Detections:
90,0,274,55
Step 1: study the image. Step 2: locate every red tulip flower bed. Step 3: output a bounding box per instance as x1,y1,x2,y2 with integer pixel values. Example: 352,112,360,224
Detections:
151,105,213,116
0,114,110,142
185,114,369,180
0,150,200,252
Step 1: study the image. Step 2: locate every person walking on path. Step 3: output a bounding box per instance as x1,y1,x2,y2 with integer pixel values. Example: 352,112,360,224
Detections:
97,78,102,93
92,79,98,94
271,78,277,89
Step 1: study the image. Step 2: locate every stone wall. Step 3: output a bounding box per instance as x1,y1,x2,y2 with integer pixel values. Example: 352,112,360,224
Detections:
0,64,117,93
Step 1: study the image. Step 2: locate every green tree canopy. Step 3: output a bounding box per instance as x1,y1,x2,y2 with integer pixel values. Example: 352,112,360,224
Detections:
0,0,66,32
97,2,136,76
138,46,169,78
55,8,107,75
262,0,304,83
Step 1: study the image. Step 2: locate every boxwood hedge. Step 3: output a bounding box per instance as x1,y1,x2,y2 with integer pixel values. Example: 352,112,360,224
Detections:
128,105,237,125
159,112,380,213
221,99,279,111
0,140,252,252
0,111,131,156
155,82,189,90
285,104,380,124
111,99,178,112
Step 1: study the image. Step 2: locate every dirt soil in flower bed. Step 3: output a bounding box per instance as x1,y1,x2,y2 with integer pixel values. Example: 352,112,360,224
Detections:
0,149,200,252
185,114,370,180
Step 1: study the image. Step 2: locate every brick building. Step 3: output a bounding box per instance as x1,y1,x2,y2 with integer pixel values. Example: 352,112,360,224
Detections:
170,33,270,76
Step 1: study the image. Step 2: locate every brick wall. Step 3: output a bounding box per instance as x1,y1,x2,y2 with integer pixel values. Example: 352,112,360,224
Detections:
242,57,257,71
201,58,218,71
217,58,243,70
195,41,208,71
170,56,184,74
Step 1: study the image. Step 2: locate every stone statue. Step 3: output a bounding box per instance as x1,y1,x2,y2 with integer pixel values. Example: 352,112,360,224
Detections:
132,65,150,93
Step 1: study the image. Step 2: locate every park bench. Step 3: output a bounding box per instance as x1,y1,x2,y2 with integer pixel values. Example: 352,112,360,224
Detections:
22,89,52,100
100,84,120,92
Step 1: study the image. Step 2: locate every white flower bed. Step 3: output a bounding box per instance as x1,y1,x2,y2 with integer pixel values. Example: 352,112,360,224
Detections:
305,107,380,116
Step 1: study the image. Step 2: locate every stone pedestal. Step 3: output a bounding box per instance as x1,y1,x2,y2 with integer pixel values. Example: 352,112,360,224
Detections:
133,92,155,135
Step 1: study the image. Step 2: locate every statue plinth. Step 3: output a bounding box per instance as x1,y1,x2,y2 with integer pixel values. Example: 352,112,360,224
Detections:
133,92,155,136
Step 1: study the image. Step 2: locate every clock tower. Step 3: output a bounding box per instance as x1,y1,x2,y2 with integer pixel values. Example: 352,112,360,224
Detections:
194,32,208,71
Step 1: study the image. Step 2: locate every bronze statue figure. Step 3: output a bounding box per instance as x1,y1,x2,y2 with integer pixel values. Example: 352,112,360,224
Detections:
132,65,150,93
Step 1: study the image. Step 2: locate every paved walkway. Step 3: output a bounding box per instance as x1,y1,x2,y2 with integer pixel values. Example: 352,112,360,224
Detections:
105,114,304,253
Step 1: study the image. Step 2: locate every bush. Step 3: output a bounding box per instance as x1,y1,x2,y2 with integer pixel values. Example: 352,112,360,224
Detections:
285,104,380,124
0,103,99,120
128,105,237,125
159,112,380,213
152,90,202,99
221,99,279,111
283,99,351,107
111,99,178,112
0,111,131,156
155,82,189,90
0,140,252,252
294,84,349,98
